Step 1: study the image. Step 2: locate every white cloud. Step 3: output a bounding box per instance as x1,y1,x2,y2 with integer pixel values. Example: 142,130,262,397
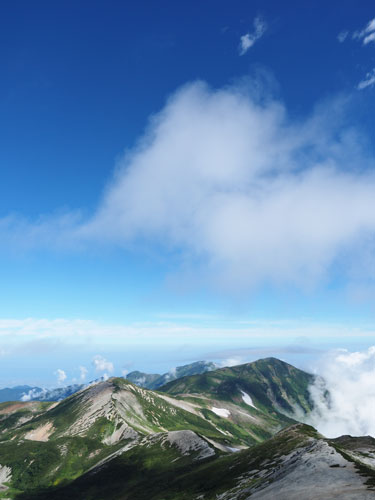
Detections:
337,30,348,43
366,18,375,33
358,68,375,89
79,81,375,291
55,368,67,384
219,357,244,367
307,346,375,437
1,80,375,292
1,316,375,368
353,17,375,43
364,32,375,45
239,16,267,55
21,388,48,402
92,355,114,373
79,365,88,382
341,18,375,88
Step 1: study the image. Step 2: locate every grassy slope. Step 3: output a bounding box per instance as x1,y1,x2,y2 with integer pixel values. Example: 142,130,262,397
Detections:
161,357,314,414
158,357,315,444
0,379,229,498
16,423,375,500
0,359,317,498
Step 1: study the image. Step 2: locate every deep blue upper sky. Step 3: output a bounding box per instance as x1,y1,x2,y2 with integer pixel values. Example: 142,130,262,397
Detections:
1,1,375,385
1,0,374,215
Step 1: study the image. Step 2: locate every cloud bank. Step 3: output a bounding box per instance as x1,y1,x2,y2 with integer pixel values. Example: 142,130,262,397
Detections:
307,346,375,437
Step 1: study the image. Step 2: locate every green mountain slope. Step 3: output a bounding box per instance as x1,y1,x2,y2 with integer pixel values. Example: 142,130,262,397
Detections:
1,358,367,500
161,357,313,414
156,357,315,444
0,375,257,498
16,423,375,500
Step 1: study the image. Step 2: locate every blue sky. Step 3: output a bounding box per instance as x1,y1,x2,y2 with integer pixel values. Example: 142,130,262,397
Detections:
1,1,375,387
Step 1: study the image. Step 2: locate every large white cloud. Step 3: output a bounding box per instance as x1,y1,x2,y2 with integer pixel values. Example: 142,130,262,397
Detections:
307,346,375,437
79,81,375,290
1,81,375,292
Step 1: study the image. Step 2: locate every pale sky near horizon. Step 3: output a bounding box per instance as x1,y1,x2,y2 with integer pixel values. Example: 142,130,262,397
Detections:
1,1,375,386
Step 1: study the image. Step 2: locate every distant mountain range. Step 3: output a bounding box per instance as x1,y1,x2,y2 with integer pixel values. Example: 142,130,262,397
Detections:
0,360,218,403
0,385,42,403
125,360,218,389
0,357,373,499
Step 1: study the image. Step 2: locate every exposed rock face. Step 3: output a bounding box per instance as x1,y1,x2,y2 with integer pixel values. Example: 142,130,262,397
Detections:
247,440,374,500
165,430,215,460
24,422,54,442
119,430,215,461
0,464,11,492
215,425,375,500
62,381,147,440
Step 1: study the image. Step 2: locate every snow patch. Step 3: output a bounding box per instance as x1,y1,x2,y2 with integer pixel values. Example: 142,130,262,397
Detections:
241,390,257,409
211,407,230,418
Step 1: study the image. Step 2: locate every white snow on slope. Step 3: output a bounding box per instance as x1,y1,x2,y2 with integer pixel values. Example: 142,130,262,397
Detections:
211,407,230,418
241,390,257,409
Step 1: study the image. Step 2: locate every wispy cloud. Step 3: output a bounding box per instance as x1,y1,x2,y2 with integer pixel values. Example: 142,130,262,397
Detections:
0,316,374,385
239,16,267,55
363,31,375,45
338,18,375,89
353,17,375,44
358,68,375,90
0,317,374,352
337,30,348,43
79,365,88,382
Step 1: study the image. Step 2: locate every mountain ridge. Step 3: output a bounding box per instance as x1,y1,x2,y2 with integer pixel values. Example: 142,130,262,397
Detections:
126,360,218,389
0,357,373,499
0,360,219,404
